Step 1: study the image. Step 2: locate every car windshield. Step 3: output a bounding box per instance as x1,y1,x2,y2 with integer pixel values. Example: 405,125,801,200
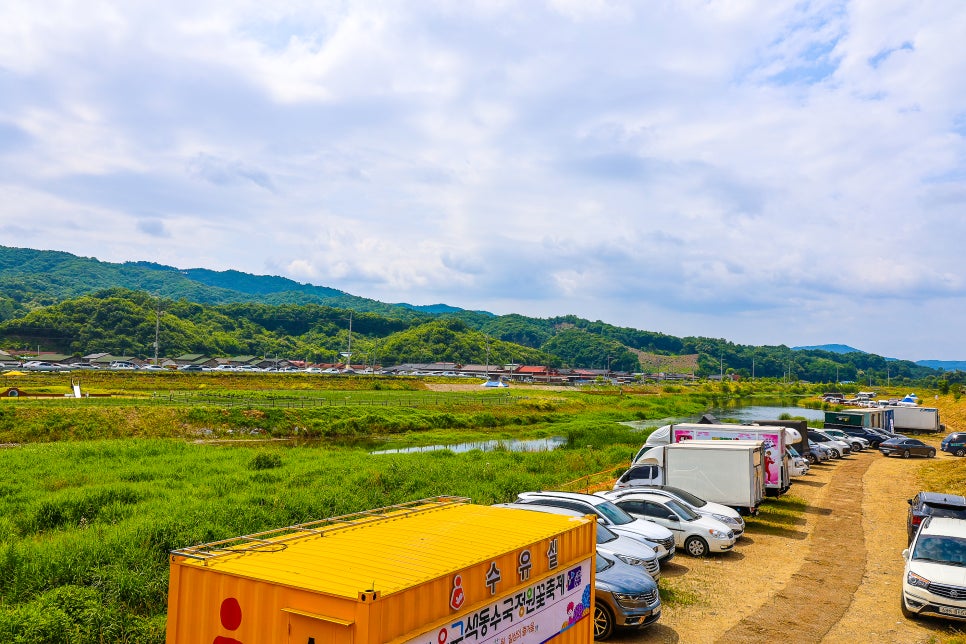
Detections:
787,446,800,458
666,498,700,521
594,500,635,525
662,485,706,508
596,523,619,544
912,535,966,567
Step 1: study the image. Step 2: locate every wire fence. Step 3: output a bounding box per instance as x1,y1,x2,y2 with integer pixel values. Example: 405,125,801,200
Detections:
1,391,516,409
152,391,516,409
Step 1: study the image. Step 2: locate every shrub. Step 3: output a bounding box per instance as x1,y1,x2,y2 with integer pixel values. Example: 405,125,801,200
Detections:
248,452,283,471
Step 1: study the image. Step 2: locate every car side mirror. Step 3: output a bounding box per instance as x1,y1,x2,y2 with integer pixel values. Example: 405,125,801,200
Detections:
907,499,913,505
902,548,910,560
666,515,679,522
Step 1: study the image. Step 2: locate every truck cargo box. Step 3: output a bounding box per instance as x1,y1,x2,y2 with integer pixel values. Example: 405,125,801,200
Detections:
166,497,596,644
633,441,765,514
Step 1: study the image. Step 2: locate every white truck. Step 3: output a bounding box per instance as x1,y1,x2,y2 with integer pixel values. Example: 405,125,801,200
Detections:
628,441,766,515
881,405,944,434
636,423,798,496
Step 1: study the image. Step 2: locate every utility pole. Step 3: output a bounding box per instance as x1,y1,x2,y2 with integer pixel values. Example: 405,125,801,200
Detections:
154,296,162,366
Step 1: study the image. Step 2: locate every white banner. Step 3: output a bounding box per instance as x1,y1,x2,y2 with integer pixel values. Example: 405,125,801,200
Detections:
403,559,592,644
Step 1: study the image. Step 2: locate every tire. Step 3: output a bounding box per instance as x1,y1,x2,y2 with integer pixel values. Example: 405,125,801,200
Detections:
852,442,862,452
956,448,966,457
685,535,709,557
902,450,911,459
927,449,936,458
806,453,816,465
901,591,916,619
593,602,615,640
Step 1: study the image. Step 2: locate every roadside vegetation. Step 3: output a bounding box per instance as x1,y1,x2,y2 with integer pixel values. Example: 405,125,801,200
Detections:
1,375,963,642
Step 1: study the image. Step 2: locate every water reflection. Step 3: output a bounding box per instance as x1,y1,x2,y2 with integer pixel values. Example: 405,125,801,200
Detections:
620,403,824,432
370,436,567,455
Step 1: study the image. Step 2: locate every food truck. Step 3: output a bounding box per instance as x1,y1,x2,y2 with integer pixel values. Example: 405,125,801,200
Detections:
166,496,596,644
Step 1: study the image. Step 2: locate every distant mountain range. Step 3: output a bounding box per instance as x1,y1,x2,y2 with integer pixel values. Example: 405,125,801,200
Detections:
793,344,966,372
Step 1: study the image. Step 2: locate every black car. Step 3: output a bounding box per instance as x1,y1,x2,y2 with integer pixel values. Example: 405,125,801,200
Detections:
837,427,887,448
940,432,966,457
907,491,966,543
878,437,936,459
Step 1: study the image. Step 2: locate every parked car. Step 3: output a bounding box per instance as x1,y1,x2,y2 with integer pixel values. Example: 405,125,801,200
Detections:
493,503,662,580
907,492,966,543
837,426,887,448
602,490,737,557
179,364,205,372
21,361,70,372
879,437,936,459
807,430,851,458
600,485,744,537
901,516,966,622
514,491,676,561
806,440,832,464
823,428,870,452
786,446,810,477
941,432,966,457
594,553,662,639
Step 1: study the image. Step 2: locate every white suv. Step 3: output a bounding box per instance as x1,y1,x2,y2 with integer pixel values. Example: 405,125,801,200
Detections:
599,486,744,538
601,490,737,557
902,516,966,621
514,491,676,562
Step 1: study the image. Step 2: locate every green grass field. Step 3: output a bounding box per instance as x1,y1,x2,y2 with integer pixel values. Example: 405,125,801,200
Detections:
0,375,722,643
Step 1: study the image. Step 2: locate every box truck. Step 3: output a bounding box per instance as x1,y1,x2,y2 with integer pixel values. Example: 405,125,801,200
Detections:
879,405,944,433
824,407,896,434
637,423,795,495
166,497,596,644
629,442,765,514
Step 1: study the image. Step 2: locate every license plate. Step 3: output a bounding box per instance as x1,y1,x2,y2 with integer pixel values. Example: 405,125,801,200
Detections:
939,606,966,617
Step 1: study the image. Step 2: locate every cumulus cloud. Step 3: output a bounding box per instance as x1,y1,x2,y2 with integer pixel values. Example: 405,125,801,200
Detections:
0,1,965,359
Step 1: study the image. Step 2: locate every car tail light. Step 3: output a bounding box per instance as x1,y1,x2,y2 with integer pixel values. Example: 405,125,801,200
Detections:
911,515,922,527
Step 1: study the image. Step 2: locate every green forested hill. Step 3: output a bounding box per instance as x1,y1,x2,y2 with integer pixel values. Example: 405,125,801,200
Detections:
0,246,953,383
0,246,438,319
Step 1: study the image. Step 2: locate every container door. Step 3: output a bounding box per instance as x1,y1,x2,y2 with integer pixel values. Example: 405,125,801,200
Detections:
284,608,353,644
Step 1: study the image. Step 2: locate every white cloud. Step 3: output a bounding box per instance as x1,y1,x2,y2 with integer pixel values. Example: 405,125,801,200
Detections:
1,1,965,360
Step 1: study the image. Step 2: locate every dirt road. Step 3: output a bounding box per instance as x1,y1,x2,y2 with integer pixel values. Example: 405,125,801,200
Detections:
613,446,964,644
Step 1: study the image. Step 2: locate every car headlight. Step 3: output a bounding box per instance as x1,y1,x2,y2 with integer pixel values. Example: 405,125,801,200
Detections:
709,529,729,539
907,571,930,588
615,553,647,567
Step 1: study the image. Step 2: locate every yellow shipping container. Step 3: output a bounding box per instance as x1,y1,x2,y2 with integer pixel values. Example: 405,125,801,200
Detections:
166,496,597,644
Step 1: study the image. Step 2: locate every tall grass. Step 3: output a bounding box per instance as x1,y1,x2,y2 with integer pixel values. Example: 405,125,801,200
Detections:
0,428,646,641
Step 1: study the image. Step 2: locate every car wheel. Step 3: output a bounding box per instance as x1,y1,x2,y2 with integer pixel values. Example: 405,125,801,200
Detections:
902,450,911,459
927,449,936,458
593,602,615,640
956,448,966,457
900,591,916,619
806,453,816,465
685,535,709,557
852,442,862,452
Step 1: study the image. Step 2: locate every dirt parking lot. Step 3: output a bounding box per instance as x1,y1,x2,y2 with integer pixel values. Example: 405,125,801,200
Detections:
612,440,965,644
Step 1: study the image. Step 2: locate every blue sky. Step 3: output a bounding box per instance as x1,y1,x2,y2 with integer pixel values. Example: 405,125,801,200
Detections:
1,1,965,361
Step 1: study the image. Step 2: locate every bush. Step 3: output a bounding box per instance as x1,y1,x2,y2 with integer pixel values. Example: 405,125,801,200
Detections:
248,452,283,471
